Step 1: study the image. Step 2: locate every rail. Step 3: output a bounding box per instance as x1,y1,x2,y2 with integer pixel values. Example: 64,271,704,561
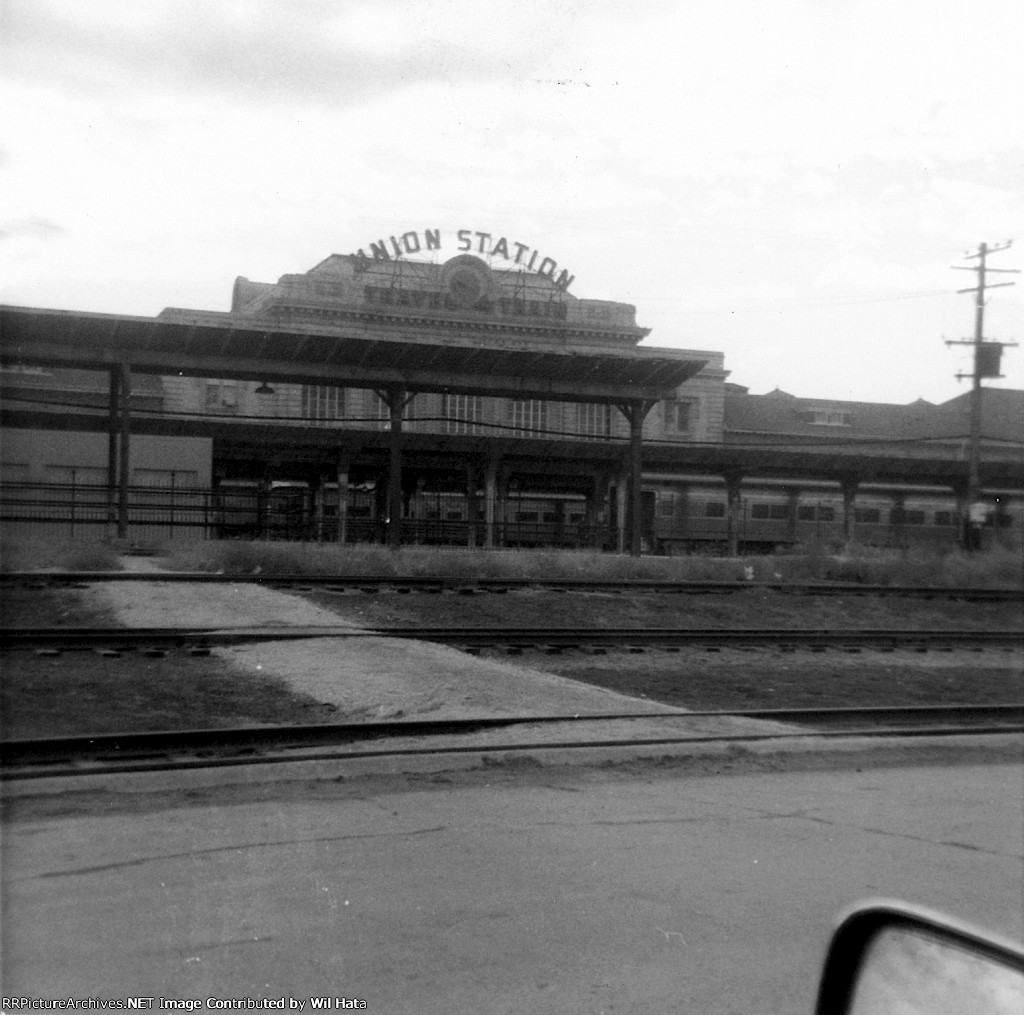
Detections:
3,626,1022,650
2,571,1021,602
3,705,1021,780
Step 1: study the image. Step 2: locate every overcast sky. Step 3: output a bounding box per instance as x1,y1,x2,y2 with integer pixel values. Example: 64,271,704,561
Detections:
2,0,1022,404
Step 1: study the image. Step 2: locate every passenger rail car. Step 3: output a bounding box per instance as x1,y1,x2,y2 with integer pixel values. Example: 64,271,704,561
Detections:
3,475,1019,552
651,482,1021,554
206,478,1022,552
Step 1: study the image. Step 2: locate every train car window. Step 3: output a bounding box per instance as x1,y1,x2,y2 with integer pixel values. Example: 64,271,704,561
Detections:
750,504,771,519
903,510,926,525
855,508,882,524
818,507,836,522
769,504,791,520
705,502,725,518
934,511,953,526
797,506,816,521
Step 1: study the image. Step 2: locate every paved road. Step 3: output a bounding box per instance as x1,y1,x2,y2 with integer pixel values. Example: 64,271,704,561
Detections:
3,759,1022,1015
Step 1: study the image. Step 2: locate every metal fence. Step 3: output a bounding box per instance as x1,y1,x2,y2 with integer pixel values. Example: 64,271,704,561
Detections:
1,481,1017,552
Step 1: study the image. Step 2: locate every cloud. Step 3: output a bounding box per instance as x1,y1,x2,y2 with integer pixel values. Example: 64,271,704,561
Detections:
3,0,566,109
0,216,67,241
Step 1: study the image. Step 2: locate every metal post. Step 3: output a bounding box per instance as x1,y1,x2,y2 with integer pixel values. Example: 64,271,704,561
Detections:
484,459,497,549
840,476,859,546
786,487,800,545
336,457,349,544
314,471,325,543
106,368,119,540
617,400,655,556
615,472,628,554
117,362,131,540
465,465,478,548
724,470,743,557
387,386,405,550
629,404,644,556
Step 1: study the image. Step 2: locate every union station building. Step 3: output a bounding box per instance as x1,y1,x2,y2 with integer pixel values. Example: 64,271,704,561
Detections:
1,234,1022,554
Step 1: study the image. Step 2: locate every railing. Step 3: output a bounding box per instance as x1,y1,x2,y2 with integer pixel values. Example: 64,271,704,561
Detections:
1,482,1016,552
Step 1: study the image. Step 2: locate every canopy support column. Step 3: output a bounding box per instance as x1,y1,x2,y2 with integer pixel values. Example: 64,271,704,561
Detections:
106,368,120,539
465,465,479,548
335,456,349,544
484,459,498,549
117,362,131,540
617,399,657,556
378,386,409,550
840,475,860,546
724,469,743,557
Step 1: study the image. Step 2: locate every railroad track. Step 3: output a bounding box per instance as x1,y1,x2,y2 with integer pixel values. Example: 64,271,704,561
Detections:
3,705,1021,780
2,625,1022,651
3,571,1021,602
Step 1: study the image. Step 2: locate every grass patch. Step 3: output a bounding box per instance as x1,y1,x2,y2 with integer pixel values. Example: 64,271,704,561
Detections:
1,536,122,573
304,586,1024,633
157,539,1024,589
542,654,1024,710
1,649,351,739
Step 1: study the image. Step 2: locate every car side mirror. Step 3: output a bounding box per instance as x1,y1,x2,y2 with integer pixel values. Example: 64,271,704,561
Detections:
815,902,1024,1015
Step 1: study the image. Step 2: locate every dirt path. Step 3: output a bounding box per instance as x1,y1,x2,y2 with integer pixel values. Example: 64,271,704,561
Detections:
87,566,690,720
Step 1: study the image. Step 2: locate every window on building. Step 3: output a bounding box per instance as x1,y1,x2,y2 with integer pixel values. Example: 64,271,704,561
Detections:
665,399,695,434
205,380,239,412
577,403,612,439
510,399,549,436
302,385,345,425
443,394,483,435
804,409,851,426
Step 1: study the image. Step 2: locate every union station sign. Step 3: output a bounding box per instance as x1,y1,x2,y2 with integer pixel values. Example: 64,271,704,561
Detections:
355,228,575,291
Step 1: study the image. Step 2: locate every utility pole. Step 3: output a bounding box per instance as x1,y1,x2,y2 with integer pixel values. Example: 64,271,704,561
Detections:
947,241,1018,550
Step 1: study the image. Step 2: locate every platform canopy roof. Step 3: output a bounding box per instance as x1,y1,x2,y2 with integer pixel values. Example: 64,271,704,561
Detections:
0,305,706,405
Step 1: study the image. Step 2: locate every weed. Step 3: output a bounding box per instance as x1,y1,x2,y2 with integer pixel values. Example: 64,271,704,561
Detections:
155,540,1023,588
0,536,121,573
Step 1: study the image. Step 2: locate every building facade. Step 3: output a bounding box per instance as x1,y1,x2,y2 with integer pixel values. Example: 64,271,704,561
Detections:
1,244,1021,552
